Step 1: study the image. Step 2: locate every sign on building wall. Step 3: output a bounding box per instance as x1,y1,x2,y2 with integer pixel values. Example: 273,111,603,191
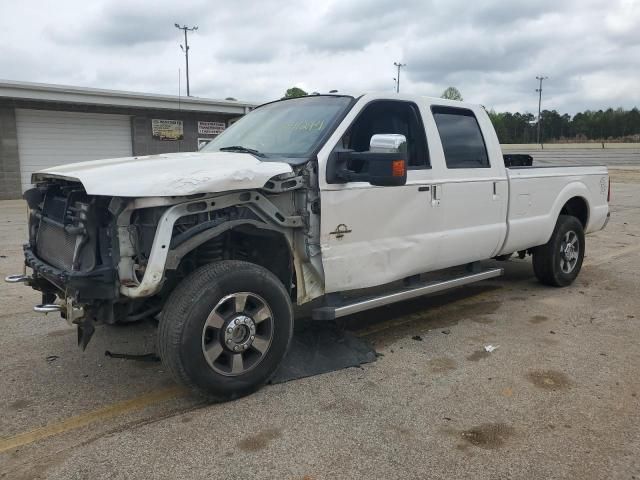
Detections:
152,119,184,141
198,121,226,135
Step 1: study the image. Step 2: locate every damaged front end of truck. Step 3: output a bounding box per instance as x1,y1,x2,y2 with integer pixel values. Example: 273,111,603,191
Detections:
5,94,360,403
10,181,120,348
9,164,321,350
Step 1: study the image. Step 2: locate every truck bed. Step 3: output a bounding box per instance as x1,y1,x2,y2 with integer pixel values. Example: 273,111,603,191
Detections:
499,165,609,255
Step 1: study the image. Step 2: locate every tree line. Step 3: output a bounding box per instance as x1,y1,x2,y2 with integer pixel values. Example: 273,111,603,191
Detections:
488,108,640,144
439,86,640,144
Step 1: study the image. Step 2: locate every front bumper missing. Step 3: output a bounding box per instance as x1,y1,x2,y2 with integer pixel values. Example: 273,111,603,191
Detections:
5,273,92,346
23,244,117,301
6,274,86,324
8,245,115,349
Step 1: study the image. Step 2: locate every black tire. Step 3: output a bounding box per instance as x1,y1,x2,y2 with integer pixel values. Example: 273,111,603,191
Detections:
532,215,585,287
158,260,293,401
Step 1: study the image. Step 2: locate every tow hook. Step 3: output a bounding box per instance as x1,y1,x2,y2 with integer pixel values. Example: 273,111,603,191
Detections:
4,274,31,284
32,298,85,327
32,296,92,349
34,304,62,313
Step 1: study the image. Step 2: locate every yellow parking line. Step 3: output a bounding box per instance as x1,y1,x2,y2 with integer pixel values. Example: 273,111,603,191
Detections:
0,386,186,453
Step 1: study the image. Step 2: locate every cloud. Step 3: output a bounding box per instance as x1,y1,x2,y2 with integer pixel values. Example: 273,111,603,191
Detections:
0,0,638,114
47,1,209,47
298,0,424,53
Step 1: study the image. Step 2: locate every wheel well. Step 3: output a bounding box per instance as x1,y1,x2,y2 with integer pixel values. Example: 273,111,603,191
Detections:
180,225,295,296
560,197,588,228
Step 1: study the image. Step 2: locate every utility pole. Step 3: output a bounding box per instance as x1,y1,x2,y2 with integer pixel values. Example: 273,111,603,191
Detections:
175,23,198,96
394,62,406,93
536,75,548,145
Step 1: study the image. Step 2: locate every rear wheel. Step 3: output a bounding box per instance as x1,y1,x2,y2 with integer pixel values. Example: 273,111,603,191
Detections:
158,260,293,401
532,215,585,287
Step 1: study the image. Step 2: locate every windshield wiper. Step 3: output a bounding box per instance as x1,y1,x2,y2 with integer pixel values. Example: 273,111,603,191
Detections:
219,146,265,157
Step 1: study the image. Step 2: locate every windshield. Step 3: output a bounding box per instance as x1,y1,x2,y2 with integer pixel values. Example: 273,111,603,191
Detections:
202,96,353,159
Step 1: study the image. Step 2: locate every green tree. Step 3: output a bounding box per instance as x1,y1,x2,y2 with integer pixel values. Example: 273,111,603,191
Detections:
282,87,308,99
487,106,640,144
441,87,463,101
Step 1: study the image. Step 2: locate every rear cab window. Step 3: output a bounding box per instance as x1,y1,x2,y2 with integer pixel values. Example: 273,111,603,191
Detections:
431,106,489,169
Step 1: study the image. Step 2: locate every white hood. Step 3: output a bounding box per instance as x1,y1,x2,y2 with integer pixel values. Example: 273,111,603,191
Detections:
32,151,293,197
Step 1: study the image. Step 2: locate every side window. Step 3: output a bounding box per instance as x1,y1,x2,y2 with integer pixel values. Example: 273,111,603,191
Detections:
340,101,430,169
431,106,489,169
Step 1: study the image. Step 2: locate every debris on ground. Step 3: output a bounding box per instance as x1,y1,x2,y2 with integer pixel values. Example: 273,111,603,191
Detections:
46,355,59,363
441,329,451,335
105,351,161,362
412,335,423,341
484,345,499,353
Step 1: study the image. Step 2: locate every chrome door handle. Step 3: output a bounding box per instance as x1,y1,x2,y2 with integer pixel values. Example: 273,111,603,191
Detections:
431,184,441,206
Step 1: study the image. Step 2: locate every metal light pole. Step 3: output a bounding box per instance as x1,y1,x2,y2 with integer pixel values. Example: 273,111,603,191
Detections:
536,75,548,145
175,23,198,96
394,62,406,93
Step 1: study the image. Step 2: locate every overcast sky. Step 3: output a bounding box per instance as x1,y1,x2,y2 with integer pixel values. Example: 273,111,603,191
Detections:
2,0,639,114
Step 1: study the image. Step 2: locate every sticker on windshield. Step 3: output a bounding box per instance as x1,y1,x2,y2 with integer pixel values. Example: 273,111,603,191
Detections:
283,120,326,132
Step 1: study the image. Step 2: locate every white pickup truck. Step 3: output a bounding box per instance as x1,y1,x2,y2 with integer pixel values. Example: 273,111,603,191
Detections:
7,93,610,400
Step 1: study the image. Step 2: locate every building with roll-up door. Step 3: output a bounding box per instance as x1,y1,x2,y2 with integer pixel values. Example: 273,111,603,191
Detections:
0,80,256,200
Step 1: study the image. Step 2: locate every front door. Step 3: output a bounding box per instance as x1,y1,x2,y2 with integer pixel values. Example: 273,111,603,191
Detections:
318,99,438,293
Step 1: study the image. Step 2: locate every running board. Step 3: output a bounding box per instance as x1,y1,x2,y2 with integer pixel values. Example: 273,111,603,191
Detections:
312,268,503,321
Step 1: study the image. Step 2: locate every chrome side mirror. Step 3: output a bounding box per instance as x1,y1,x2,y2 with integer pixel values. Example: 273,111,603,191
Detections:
369,134,407,154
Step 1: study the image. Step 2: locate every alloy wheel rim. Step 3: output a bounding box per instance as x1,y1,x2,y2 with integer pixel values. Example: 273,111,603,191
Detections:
559,230,579,274
201,292,274,376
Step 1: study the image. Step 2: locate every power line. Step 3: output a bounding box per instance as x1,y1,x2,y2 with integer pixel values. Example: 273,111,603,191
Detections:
174,23,198,96
536,75,548,145
394,62,406,93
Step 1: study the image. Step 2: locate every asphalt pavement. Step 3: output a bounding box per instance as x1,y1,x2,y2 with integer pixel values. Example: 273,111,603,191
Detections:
0,171,639,480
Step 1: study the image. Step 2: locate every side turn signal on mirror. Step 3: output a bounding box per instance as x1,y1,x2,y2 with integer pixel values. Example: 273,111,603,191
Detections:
392,160,406,177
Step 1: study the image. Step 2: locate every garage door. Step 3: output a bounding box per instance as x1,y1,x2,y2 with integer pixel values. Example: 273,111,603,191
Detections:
16,109,132,192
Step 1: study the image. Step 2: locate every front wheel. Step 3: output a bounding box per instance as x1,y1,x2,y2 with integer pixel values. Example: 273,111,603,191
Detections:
158,260,294,401
532,215,585,287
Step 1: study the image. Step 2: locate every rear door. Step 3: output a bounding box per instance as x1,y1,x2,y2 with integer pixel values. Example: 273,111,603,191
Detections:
426,105,508,266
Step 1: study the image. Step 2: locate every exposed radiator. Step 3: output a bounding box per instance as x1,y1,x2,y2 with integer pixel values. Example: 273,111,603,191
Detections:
36,220,78,271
